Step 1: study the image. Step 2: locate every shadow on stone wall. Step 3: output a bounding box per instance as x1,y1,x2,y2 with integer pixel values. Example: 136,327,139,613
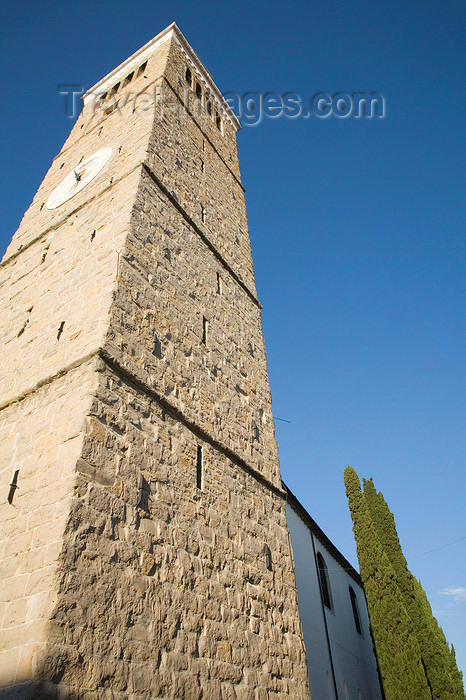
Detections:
0,681,81,700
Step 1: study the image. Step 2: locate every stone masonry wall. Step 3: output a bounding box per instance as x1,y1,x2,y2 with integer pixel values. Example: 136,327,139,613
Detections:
0,170,140,407
103,167,281,488
37,360,310,699
0,359,98,688
145,38,256,297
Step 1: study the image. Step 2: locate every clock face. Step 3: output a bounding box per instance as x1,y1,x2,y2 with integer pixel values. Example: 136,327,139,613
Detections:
46,146,113,210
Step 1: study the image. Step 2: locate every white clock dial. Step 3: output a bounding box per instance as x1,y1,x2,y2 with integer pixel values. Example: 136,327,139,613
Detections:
46,146,113,210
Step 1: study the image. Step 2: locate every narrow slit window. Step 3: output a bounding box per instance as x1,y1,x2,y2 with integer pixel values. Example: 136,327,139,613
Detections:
201,205,206,223
263,544,273,571
17,307,33,337
216,272,221,294
195,82,202,102
137,473,150,512
202,317,207,345
153,335,162,359
316,552,333,610
186,67,192,86
349,586,362,635
196,446,202,489
8,470,20,504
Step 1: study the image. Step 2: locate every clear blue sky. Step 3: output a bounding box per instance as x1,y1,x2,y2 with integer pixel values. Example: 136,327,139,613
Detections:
2,0,465,678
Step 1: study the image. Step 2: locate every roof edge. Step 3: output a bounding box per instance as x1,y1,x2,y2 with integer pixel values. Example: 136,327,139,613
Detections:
283,481,363,587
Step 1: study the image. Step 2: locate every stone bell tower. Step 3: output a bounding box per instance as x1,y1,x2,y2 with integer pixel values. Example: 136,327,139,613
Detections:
0,24,310,698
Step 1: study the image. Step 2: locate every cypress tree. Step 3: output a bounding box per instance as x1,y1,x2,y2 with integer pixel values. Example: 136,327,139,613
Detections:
362,478,465,699
344,466,431,700
451,647,466,698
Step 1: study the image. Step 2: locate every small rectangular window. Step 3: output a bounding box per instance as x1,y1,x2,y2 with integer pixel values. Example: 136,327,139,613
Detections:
122,72,134,87
104,102,119,115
